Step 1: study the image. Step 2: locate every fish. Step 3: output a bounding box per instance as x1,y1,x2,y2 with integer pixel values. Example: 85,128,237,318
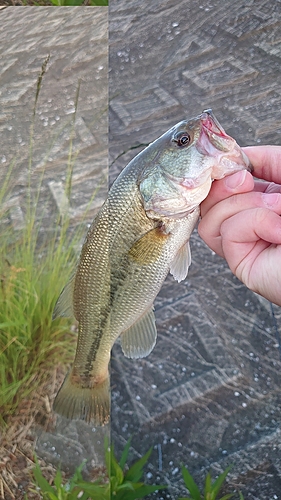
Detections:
52,109,251,426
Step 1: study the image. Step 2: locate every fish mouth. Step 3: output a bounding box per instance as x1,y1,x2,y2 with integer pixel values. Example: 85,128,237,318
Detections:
197,109,251,176
198,109,235,156
201,109,228,138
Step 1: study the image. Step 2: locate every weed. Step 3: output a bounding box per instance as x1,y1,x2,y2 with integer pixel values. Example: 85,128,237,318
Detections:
179,465,244,500
0,57,104,424
49,0,108,5
107,437,166,499
31,439,166,499
31,442,246,500
31,457,98,499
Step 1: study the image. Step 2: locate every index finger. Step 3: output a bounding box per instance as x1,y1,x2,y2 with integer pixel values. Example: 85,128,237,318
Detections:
243,145,281,183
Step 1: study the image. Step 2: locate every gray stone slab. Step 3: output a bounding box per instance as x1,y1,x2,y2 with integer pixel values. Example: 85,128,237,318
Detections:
2,2,281,498
0,7,108,475
109,1,281,498
0,7,108,230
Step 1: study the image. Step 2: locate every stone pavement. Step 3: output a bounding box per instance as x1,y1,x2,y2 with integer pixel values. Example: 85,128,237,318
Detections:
0,7,108,231
109,1,281,499
0,7,109,478
1,2,281,499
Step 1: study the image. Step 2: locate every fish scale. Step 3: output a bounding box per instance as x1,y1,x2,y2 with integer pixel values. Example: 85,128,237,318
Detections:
52,109,251,425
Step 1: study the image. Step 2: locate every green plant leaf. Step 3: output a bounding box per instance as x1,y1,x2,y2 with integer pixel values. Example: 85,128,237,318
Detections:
211,466,232,498
239,492,245,500
116,481,135,491
124,448,152,483
47,492,61,500
53,469,63,492
181,466,202,500
74,482,109,499
90,0,108,4
115,484,166,500
218,494,234,500
68,461,86,489
111,453,124,485
119,437,133,470
129,484,167,498
33,456,56,494
204,472,212,495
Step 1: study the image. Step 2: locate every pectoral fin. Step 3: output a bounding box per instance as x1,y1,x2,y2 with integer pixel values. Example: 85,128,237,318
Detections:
52,274,75,319
128,227,169,265
121,308,157,359
170,241,191,282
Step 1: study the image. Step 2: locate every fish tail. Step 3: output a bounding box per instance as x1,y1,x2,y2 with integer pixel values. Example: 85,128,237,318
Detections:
53,371,110,426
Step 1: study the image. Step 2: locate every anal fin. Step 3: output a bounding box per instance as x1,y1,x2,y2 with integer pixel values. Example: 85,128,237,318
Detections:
121,307,157,359
170,241,191,282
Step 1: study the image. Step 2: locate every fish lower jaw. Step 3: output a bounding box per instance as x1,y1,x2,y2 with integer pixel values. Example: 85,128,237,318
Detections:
211,150,249,179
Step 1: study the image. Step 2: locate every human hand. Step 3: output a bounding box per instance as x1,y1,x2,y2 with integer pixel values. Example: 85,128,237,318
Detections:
198,146,281,306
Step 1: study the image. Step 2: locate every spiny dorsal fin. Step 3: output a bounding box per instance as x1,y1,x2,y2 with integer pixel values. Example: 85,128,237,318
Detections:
52,274,75,319
121,307,157,359
170,241,191,282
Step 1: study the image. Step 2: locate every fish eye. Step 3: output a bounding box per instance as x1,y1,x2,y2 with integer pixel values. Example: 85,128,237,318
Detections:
173,132,191,147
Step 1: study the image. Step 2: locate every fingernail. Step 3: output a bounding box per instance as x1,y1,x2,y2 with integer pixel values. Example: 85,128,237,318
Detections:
224,170,247,189
262,193,281,207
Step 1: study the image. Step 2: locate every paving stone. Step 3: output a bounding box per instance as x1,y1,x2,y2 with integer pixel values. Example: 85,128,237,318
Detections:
109,1,281,498
0,7,108,232
2,2,281,498
0,7,108,476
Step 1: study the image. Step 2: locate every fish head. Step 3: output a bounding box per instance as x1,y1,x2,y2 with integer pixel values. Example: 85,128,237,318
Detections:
139,109,251,219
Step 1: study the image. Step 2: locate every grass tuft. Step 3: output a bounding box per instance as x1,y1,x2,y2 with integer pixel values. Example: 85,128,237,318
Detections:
0,58,99,425
0,213,78,423
31,439,166,500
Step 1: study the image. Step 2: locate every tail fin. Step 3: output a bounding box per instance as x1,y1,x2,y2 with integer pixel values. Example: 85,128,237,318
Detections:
53,371,110,426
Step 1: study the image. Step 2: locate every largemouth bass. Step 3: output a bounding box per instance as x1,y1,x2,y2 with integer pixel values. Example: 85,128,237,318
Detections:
53,109,250,425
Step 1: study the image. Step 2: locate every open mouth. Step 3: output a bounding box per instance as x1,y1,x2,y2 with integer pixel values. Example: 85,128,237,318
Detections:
200,109,228,138
197,109,234,156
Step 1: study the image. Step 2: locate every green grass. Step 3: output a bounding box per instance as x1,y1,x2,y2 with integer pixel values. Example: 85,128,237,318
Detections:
0,57,103,424
180,466,244,500
0,207,78,421
49,0,108,5
30,440,245,500
31,439,166,500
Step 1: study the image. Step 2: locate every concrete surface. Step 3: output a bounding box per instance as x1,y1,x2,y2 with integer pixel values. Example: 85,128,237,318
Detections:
1,2,281,499
109,1,281,499
0,7,109,479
